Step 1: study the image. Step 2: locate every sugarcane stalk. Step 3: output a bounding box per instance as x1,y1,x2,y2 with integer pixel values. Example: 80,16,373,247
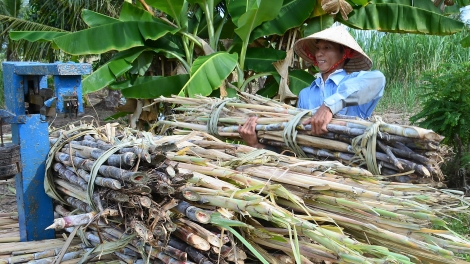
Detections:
383,142,431,164
174,162,302,203
47,211,113,230
154,241,188,262
188,172,239,191
174,201,212,224
114,251,140,264
0,239,80,255
55,152,148,184
66,196,93,213
377,141,404,170
105,190,129,203
73,168,122,190
3,244,89,264
184,147,236,161
172,225,211,251
63,145,136,167
175,218,222,247
55,179,87,202
55,204,71,217
167,238,213,264
25,249,88,264
250,236,336,262
53,162,89,190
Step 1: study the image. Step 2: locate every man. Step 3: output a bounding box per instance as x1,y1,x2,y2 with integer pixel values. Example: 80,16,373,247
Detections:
240,26,386,149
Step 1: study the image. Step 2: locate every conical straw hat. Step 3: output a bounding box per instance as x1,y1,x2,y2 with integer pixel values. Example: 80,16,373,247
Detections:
293,26,372,72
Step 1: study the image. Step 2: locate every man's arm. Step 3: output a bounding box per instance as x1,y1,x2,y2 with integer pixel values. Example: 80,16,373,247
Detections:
323,70,386,114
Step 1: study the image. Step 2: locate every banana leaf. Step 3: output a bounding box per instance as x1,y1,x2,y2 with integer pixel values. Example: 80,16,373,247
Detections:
120,75,190,99
146,0,187,28
119,2,154,22
289,69,315,95
10,31,68,42
53,20,178,55
181,52,238,97
233,0,283,43
249,0,315,42
245,48,286,72
340,3,464,35
304,15,335,36
82,47,148,94
82,9,119,27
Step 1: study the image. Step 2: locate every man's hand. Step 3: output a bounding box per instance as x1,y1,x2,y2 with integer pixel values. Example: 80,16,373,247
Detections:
302,104,333,135
239,116,266,148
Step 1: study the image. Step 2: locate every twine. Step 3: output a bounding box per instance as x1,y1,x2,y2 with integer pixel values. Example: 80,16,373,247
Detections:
282,110,311,158
351,116,384,175
208,98,236,138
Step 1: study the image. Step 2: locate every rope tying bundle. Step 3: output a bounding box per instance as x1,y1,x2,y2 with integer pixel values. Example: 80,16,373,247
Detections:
208,98,236,138
351,116,384,175
282,109,311,158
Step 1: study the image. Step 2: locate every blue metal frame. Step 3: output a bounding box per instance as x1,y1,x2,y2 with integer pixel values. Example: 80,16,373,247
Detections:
2,62,91,241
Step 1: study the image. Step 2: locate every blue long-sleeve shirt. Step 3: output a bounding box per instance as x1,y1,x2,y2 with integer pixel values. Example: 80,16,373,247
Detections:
297,69,386,119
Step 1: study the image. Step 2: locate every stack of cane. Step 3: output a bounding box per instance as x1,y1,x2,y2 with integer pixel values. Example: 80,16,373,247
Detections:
155,93,445,183
42,124,249,264
19,123,468,264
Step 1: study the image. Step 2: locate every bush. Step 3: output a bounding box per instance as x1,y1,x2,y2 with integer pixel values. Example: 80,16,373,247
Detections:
410,62,470,147
410,62,470,188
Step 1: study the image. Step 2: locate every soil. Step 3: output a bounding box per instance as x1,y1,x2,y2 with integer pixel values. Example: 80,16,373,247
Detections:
0,94,412,214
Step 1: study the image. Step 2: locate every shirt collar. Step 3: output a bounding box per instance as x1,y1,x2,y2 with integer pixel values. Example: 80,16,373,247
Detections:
314,69,347,87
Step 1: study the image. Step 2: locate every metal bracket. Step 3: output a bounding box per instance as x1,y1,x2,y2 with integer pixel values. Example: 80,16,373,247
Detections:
0,109,26,124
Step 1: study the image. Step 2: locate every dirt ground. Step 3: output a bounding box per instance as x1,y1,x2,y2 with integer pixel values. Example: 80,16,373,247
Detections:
0,91,413,214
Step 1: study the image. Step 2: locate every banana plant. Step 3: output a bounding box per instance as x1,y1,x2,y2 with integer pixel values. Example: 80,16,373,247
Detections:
9,0,469,101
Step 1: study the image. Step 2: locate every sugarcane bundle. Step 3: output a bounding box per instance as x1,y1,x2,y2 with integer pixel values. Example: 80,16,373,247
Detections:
32,123,470,264
42,123,246,264
154,93,446,183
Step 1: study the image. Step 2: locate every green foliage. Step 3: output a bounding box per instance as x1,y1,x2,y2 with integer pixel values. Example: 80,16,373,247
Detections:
410,62,470,148
351,29,470,113
8,0,469,101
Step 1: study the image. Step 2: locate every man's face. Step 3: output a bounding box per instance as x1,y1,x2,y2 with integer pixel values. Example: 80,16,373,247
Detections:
314,40,344,73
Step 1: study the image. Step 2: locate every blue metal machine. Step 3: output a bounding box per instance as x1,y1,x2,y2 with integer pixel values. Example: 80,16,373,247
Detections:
1,62,92,241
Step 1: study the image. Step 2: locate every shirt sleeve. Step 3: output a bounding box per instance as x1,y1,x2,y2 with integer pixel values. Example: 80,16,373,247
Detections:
323,70,386,114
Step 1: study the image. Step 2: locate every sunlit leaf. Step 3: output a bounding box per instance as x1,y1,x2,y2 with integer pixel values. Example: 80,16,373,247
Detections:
181,52,238,97
53,21,178,55
234,0,283,43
